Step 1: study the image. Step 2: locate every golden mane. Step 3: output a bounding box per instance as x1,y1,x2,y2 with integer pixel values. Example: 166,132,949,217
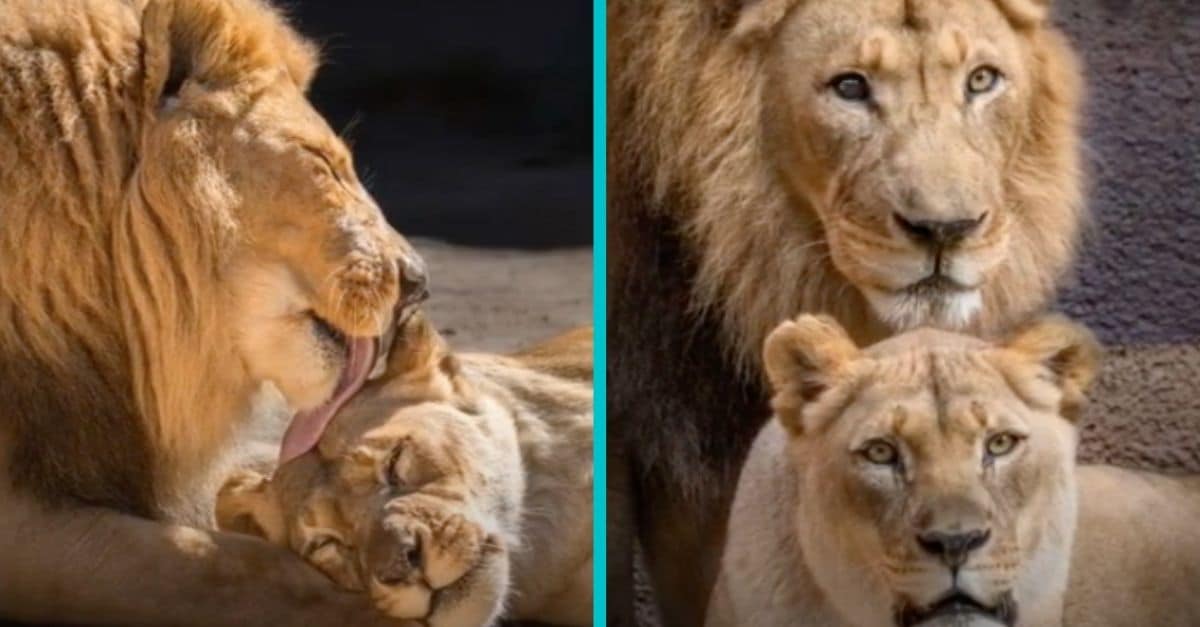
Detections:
0,0,318,509
609,0,1085,373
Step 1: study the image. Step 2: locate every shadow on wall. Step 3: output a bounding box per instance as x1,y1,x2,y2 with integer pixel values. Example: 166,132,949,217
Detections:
287,1,592,249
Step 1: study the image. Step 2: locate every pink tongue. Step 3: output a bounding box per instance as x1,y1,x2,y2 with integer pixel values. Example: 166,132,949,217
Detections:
279,337,378,464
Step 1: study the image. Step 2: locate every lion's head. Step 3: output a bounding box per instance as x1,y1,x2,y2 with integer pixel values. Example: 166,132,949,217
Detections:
0,0,432,510
217,314,520,626
128,0,435,470
611,0,1083,367
761,313,1098,626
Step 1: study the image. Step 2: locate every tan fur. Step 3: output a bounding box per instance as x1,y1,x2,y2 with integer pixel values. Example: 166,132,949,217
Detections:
613,0,1083,369
608,1,1084,621
0,1,423,624
218,315,594,627
711,315,1200,627
709,314,1098,626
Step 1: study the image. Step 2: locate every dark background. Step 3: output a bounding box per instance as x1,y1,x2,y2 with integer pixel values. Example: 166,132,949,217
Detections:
285,1,592,249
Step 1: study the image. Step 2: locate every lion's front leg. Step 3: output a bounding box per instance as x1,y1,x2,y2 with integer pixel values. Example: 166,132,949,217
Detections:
0,489,409,627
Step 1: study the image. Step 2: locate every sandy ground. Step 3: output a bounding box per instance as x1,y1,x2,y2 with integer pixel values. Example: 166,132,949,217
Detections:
413,238,594,351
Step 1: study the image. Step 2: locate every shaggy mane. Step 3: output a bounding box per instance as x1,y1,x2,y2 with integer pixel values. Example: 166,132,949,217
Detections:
609,0,1084,376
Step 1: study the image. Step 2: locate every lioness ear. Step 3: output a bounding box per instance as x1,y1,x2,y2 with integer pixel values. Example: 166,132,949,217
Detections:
763,314,859,433
1004,315,1101,422
993,0,1052,29
215,469,287,545
385,311,446,378
730,0,800,43
141,0,319,109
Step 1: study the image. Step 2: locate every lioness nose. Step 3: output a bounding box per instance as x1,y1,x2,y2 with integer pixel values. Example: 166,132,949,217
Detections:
368,526,423,586
894,213,985,250
396,256,429,310
917,528,991,569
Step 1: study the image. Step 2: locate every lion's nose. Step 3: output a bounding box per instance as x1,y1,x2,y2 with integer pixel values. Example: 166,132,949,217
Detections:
396,255,429,311
893,213,986,250
917,528,991,569
368,525,423,586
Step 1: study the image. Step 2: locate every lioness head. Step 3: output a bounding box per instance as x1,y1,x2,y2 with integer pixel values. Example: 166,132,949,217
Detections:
136,0,429,460
763,313,1099,626
749,0,1080,332
218,314,520,626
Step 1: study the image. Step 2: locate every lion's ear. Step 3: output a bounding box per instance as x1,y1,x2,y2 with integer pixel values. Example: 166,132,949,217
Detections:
763,314,859,433
730,0,800,43
1004,315,1100,422
141,0,319,108
215,469,287,545
993,0,1052,29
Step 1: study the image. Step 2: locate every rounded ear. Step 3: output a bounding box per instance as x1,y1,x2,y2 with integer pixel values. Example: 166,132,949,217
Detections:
140,0,319,111
763,314,859,433
1004,314,1101,422
993,0,1052,29
730,0,801,43
215,469,287,544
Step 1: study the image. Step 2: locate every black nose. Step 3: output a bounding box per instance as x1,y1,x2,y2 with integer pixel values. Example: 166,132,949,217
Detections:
917,528,991,569
368,526,423,586
397,257,429,310
894,213,985,250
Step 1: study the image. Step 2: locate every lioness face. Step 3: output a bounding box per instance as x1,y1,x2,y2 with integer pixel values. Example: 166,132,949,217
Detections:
764,315,1099,627
218,363,521,627
763,0,1038,331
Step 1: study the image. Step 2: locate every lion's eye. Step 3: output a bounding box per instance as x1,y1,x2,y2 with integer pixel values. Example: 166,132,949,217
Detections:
985,432,1022,458
861,439,899,465
966,66,1001,97
830,73,871,102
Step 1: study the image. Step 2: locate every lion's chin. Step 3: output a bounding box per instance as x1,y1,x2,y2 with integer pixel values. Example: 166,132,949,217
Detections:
863,286,982,332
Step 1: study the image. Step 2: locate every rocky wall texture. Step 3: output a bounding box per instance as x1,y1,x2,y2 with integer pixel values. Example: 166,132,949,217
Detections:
1053,0,1200,472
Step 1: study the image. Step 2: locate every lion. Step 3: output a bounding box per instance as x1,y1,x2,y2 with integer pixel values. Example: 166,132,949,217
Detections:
707,314,1200,627
216,314,594,627
0,1,428,624
607,0,1085,622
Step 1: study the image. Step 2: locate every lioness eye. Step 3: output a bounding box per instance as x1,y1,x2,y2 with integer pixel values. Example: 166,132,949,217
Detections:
985,432,1021,457
830,73,871,102
306,535,346,557
966,66,1001,96
861,440,899,465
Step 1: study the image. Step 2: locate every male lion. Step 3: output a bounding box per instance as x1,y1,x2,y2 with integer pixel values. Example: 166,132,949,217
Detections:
708,315,1200,627
217,314,594,627
607,0,1084,622
0,1,426,624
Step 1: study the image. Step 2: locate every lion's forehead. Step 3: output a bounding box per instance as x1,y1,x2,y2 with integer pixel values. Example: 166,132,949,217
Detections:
783,0,1025,89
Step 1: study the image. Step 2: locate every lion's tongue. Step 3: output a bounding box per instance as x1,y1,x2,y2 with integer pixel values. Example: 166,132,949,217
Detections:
279,337,377,464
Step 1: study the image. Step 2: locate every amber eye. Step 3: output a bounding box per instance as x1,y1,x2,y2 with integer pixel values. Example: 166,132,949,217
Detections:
966,66,1001,96
861,439,899,465
985,432,1021,458
830,73,871,101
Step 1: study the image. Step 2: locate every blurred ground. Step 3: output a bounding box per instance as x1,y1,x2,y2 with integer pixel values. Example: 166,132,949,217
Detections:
414,238,593,351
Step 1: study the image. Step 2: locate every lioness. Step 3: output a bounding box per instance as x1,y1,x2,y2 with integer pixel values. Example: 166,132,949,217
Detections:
217,314,594,627
708,314,1200,627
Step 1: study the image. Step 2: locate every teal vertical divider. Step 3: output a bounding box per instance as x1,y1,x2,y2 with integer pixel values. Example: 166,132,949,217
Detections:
592,0,607,624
